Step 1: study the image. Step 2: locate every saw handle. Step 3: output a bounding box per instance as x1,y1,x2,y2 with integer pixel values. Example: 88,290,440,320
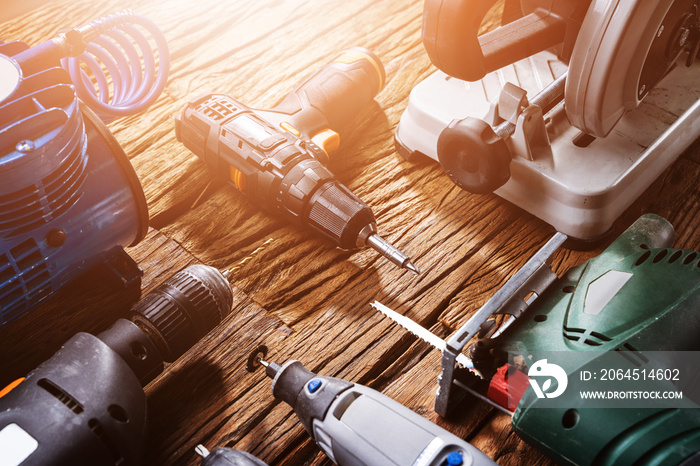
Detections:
422,0,567,82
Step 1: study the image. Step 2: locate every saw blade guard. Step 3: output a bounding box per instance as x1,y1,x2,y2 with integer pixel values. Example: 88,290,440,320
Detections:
565,0,697,137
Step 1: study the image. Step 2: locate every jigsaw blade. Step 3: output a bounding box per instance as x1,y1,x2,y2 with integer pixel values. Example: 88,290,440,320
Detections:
371,301,474,369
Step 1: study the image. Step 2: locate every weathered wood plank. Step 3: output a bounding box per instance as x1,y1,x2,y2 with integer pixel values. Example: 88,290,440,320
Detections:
3,0,699,465
144,295,291,464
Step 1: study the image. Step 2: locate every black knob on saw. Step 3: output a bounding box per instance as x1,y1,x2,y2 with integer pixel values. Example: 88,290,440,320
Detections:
437,116,512,194
131,264,233,361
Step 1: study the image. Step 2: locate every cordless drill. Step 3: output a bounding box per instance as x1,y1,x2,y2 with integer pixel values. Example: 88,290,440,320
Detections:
248,348,495,465
0,264,233,466
175,47,419,274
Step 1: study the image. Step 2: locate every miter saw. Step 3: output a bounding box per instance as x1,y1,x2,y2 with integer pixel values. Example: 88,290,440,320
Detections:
396,0,700,240
374,214,700,465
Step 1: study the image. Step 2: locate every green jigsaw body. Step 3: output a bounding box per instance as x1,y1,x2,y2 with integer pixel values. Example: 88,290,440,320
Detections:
493,215,700,465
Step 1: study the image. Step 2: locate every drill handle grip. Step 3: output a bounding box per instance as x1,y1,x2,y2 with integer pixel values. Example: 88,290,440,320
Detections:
265,47,385,139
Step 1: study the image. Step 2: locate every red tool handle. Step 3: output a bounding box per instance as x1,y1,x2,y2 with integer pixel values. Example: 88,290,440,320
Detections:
422,0,567,82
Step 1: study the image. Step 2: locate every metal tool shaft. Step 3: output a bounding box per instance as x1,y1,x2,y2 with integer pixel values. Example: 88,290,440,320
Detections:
366,234,420,274
495,72,567,140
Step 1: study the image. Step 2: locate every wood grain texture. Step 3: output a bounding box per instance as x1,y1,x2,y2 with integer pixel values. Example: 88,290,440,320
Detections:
2,0,700,465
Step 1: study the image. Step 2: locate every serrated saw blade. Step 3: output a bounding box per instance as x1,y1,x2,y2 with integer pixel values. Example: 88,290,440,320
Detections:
371,301,474,369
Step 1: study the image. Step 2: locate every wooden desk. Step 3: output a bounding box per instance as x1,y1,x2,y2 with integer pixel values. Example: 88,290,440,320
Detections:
1,0,699,464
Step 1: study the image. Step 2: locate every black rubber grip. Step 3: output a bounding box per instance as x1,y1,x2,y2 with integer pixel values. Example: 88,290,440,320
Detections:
272,47,385,136
437,116,511,194
271,361,352,436
423,0,567,82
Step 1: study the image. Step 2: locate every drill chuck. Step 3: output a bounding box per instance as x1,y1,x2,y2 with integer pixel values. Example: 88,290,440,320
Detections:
0,264,233,465
131,264,233,362
306,181,376,250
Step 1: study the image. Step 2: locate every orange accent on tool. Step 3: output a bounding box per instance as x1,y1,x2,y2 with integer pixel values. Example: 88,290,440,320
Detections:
311,129,340,156
229,165,246,191
0,378,25,399
280,121,300,136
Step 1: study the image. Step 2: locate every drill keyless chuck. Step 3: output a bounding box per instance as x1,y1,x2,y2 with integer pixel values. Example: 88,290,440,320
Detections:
131,264,233,362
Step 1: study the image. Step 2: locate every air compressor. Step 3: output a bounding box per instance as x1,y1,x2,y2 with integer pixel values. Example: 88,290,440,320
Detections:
0,11,168,325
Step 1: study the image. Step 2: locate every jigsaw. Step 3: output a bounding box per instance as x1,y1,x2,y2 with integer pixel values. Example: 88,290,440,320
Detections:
395,0,700,240
375,214,700,465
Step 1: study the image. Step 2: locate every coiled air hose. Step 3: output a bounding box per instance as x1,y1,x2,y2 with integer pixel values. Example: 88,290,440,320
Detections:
60,11,170,122
0,11,168,324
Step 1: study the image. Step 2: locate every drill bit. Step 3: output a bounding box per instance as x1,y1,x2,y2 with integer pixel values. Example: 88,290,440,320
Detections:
220,238,275,282
365,233,420,275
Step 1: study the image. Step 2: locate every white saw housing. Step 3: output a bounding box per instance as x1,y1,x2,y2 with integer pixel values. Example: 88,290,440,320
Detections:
396,0,700,240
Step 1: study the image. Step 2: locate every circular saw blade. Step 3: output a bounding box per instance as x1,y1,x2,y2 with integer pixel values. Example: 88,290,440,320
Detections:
565,0,698,138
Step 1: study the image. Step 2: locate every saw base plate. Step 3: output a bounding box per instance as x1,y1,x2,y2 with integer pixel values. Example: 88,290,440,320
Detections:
396,51,700,239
